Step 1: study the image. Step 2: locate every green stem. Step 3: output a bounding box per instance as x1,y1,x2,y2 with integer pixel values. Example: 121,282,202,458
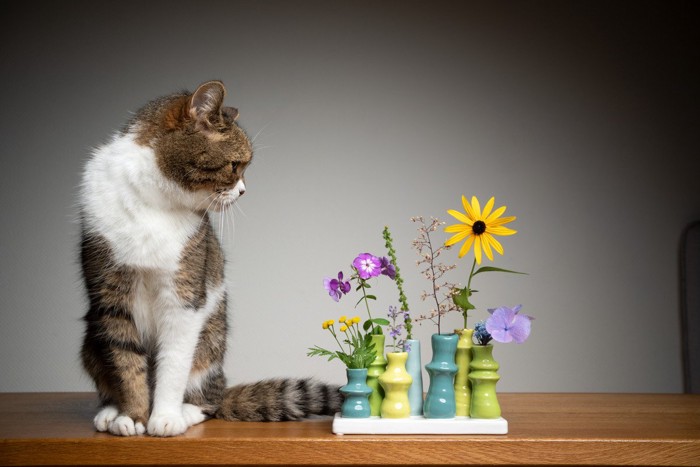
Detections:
329,327,347,354
360,280,374,331
464,258,477,329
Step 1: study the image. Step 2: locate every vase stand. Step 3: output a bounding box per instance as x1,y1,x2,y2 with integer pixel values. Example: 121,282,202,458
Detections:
331,413,507,435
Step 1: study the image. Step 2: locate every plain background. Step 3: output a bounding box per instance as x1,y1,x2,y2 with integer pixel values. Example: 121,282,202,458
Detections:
1,0,699,393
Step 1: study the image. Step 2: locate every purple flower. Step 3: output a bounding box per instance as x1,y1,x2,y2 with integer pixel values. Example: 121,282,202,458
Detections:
389,324,404,339
353,253,382,279
323,271,351,302
485,305,534,344
379,256,396,280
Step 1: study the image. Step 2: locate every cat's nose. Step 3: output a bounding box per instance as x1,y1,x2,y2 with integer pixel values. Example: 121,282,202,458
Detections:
235,180,246,197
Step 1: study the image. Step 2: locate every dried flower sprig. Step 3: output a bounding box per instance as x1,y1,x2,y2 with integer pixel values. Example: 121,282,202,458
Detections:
383,226,412,340
410,216,459,335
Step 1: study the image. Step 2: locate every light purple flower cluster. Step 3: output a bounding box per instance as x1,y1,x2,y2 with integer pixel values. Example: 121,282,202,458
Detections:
387,305,409,338
485,305,533,344
323,271,351,302
352,253,396,280
387,305,410,351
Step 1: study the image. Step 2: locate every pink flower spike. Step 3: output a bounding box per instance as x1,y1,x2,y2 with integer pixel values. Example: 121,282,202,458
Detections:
485,305,533,344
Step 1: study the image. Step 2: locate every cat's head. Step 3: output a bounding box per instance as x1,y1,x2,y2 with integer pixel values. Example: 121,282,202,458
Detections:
136,80,253,212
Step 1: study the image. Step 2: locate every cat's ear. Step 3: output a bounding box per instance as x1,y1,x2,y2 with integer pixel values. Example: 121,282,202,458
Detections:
189,80,226,128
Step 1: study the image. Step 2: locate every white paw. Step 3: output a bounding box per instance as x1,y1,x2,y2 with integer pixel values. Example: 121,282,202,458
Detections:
109,415,146,437
148,412,188,437
94,405,118,432
182,403,206,427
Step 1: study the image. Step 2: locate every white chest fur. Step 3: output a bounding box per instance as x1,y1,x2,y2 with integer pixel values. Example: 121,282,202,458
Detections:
80,132,202,272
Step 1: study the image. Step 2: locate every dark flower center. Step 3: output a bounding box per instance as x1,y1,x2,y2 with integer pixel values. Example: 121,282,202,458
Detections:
472,220,486,235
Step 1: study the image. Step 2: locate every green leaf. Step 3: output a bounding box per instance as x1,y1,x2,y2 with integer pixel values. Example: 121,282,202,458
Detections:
453,287,475,311
472,266,527,276
365,294,377,301
370,318,390,326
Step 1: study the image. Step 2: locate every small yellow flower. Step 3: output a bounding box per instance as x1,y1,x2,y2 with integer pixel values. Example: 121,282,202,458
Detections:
352,316,361,324
339,315,347,323
445,195,517,264
327,319,335,326
322,321,329,330
340,325,348,332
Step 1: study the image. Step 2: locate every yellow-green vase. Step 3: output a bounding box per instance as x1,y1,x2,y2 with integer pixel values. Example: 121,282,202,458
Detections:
378,352,412,418
366,334,386,416
469,344,501,419
454,328,474,417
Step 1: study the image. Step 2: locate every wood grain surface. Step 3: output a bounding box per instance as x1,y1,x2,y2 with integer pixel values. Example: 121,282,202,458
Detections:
1,393,699,466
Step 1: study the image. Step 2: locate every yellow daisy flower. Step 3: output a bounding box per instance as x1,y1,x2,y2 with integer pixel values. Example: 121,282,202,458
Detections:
339,315,347,323
445,195,517,264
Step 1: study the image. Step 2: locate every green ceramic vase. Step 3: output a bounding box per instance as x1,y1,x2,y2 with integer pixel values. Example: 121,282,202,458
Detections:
366,333,386,416
454,328,474,417
469,344,501,419
378,352,412,418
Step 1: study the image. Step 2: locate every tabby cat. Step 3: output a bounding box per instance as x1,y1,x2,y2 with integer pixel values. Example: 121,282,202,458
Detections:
79,81,341,437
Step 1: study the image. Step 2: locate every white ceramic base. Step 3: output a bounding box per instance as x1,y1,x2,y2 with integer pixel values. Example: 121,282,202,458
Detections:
332,414,508,435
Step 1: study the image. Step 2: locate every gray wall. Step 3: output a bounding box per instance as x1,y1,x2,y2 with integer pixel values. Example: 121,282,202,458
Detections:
1,1,698,393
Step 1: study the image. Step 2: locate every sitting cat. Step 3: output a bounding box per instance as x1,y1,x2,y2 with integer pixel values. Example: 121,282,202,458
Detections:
79,80,340,436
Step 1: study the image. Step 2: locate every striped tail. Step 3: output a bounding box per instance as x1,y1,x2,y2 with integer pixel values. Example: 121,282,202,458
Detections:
216,378,342,422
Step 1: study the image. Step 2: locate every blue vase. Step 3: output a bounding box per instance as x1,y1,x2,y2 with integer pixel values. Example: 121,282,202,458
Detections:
340,368,372,418
404,339,424,416
423,333,458,418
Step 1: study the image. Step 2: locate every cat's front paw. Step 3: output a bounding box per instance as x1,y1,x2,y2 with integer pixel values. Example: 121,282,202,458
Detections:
94,405,119,432
110,415,146,437
147,412,188,437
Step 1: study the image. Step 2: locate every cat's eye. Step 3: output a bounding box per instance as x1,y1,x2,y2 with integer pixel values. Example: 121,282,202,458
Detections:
231,162,239,172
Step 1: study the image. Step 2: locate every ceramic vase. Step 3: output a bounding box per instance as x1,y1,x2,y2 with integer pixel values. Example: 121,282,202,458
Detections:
454,328,474,417
339,368,372,418
469,344,501,419
378,351,412,418
404,339,424,416
423,333,458,419
366,333,387,416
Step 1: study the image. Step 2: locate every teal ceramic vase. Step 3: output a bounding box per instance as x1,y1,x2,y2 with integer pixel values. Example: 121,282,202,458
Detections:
423,333,458,418
340,368,372,418
404,339,424,416
366,334,387,416
454,328,474,417
469,344,501,419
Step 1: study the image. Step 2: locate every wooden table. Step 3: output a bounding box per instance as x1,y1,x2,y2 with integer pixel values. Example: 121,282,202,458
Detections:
1,393,699,466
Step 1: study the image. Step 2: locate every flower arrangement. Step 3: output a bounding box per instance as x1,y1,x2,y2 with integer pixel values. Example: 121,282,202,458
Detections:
444,196,525,329
310,250,397,369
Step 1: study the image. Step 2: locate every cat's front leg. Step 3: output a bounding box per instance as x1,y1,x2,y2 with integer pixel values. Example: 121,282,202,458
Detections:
148,306,209,437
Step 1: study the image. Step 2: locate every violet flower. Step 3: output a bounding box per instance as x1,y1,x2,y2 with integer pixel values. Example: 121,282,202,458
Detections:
379,256,396,280
353,253,382,279
485,305,533,344
323,271,351,302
